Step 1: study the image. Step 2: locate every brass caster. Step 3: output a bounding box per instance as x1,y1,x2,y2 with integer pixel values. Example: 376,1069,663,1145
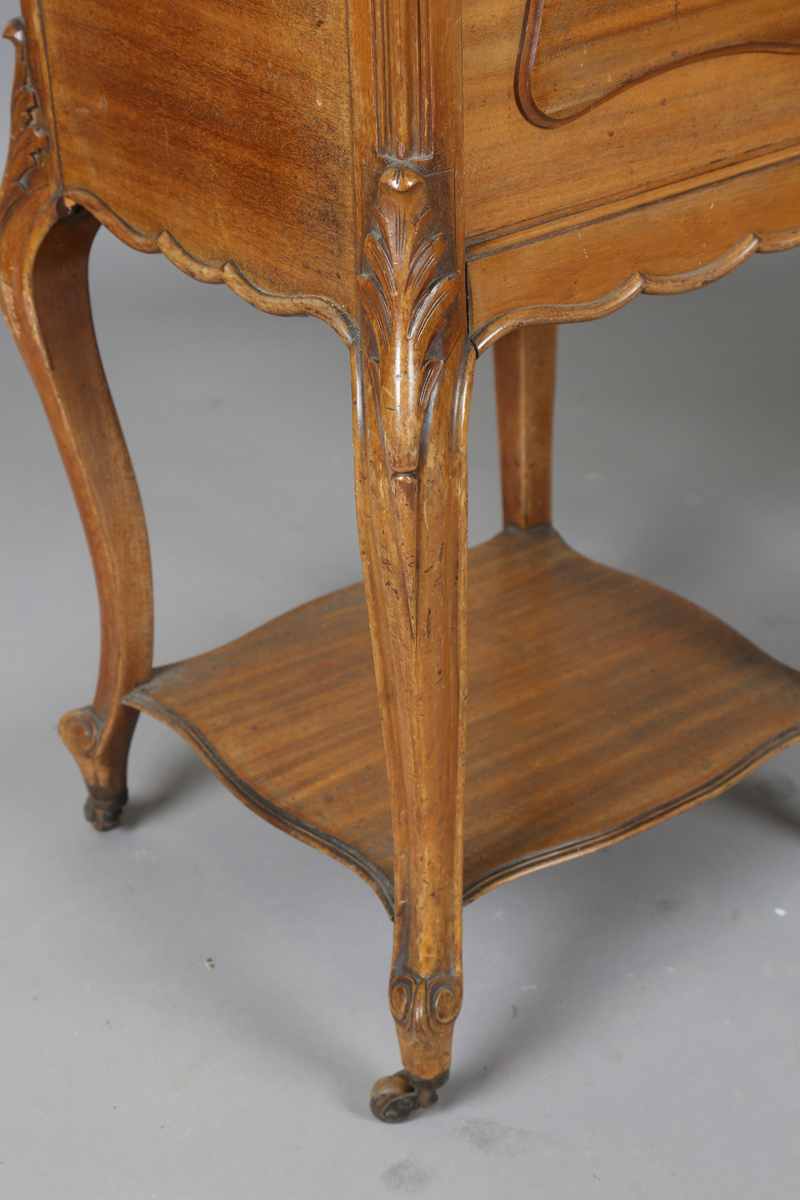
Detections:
369,1070,440,1123
83,786,127,831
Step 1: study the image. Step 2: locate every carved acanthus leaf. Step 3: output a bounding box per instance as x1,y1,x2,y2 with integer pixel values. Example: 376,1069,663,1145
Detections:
0,18,50,229
359,166,458,475
358,166,459,638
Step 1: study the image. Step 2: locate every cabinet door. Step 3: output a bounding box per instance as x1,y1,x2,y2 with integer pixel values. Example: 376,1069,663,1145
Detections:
519,0,800,126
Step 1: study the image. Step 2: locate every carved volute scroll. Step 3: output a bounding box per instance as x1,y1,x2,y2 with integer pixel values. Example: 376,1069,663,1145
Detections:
389,972,463,1035
60,706,104,757
0,18,50,231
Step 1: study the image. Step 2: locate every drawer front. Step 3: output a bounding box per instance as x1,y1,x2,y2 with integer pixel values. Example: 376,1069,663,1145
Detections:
467,156,800,345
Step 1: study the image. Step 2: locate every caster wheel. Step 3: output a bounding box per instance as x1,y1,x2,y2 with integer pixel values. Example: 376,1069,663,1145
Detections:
370,1070,439,1123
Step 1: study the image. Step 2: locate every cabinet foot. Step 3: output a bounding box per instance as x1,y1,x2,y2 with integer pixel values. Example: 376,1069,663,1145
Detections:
369,1070,446,1123
83,786,128,831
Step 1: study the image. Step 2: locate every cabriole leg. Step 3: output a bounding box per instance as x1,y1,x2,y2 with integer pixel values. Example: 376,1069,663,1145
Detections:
494,324,557,529
352,164,475,1122
1,18,152,828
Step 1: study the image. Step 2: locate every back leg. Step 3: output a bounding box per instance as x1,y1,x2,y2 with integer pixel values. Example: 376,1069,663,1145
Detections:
493,324,557,529
1,19,152,828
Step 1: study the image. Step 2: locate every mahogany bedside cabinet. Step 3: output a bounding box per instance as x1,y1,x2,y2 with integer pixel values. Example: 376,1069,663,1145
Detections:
2,0,800,1122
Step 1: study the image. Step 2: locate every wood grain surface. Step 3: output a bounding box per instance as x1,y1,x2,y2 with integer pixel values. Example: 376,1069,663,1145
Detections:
41,0,356,316
469,154,800,346
126,529,800,910
518,0,800,126
5,0,800,1121
0,14,153,831
463,0,800,242
494,325,556,529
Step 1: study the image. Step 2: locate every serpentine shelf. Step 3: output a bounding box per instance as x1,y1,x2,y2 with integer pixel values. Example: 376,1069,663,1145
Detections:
125,528,800,917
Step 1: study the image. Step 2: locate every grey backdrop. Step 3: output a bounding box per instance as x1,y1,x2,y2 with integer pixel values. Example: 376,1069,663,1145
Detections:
1,8,799,1197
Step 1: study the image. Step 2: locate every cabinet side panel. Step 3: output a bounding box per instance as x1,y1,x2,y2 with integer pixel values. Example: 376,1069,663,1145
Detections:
41,0,355,310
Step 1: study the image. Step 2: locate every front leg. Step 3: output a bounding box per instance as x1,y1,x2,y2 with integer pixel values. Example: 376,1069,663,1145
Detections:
0,16,152,828
352,165,475,1121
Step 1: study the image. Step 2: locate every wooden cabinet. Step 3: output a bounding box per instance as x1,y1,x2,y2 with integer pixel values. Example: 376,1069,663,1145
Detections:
2,0,799,1121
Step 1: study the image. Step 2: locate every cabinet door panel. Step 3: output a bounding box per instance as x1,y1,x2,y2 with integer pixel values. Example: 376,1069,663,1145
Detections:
520,0,800,125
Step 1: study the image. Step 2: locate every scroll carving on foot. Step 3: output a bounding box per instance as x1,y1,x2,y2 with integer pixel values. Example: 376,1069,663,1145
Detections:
358,165,459,636
389,971,463,1034
59,706,129,829
59,706,104,757
373,967,460,1123
370,973,460,1122
0,17,50,230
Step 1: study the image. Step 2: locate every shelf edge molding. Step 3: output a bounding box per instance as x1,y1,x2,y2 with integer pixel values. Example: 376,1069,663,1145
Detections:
123,529,800,918
463,727,800,903
125,687,397,918
127,675,800,914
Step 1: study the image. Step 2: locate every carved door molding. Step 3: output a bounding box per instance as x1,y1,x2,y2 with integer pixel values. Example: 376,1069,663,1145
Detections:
516,0,800,128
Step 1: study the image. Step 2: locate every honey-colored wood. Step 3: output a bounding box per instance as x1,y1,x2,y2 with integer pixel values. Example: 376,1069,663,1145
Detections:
347,0,472,1111
3,0,800,1124
125,528,800,906
469,155,800,347
60,188,356,345
0,15,152,829
40,0,357,325
518,0,800,126
493,325,556,529
463,0,800,242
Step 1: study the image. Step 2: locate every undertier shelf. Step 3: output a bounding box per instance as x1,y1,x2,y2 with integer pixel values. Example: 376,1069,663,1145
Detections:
125,529,800,915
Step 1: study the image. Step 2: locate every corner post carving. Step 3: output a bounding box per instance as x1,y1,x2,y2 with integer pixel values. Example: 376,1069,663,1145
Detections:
358,164,460,635
0,16,51,233
371,0,432,159
349,0,473,1120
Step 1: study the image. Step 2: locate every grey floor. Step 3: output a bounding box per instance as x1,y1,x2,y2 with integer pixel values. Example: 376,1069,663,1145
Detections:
2,24,800,1200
